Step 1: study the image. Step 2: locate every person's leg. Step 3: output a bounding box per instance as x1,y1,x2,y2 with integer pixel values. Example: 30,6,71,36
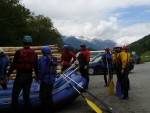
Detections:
23,78,32,112
103,68,108,86
120,68,129,100
11,79,23,113
45,83,54,113
40,82,45,112
108,69,112,82
127,77,130,90
80,66,89,89
123,67,130,99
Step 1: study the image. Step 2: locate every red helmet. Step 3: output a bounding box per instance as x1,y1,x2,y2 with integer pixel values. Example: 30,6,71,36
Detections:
122,45,127,50
104,48,110,52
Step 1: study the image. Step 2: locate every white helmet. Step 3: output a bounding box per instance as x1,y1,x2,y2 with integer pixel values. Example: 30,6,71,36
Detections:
0,47,4,53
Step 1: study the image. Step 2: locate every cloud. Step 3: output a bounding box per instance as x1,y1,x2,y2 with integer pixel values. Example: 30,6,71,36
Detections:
21,0,150,45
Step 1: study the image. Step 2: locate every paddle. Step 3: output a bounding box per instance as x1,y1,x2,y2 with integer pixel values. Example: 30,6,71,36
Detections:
53,65,78,87
62,73,115,113
106,54,114,95
61,74,102,113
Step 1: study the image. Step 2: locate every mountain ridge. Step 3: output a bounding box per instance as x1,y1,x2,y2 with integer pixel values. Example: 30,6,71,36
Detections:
61,35,117,50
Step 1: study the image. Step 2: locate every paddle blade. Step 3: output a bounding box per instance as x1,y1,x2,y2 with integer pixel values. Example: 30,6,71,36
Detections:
109,80,114,95
85,98,102,113
115,80,122,97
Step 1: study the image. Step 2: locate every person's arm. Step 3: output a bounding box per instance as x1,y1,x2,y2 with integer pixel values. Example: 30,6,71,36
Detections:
83,50,90,69
7,50,20,77
38,58,42,80
38,57,46,80
86,50,90,63
70,51,77,64
59,52,64,63
33,52,39,79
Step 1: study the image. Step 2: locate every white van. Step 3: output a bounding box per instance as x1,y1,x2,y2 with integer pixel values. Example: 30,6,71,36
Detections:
75,50,105,61
90,50,105,60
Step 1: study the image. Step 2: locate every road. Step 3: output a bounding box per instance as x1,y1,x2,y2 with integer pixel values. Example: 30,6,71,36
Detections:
56,62,150,113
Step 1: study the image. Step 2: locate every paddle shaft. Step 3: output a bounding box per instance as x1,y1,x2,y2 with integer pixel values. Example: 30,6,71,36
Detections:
61,74,102,113
62,73,114,113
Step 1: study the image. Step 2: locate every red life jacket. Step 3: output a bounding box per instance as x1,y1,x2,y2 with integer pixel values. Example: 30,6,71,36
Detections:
16,49,36,70
61,51,72,61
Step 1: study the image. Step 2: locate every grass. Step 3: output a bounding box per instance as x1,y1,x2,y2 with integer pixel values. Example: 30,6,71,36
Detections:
140,51,150,63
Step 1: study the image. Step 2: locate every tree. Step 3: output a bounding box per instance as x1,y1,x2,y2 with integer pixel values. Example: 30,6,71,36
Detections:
0,0,63,47
27,15,63,46
0,0,31,46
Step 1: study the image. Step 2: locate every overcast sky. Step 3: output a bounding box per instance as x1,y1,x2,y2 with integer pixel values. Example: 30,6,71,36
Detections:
21,0,150,45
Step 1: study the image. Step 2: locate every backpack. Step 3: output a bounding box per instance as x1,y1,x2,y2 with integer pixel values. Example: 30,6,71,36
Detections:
45,55,58,75
16,49,36,70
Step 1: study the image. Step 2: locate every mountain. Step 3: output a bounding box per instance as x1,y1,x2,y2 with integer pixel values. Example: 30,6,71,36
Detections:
128,34,150,55
61,35,116,50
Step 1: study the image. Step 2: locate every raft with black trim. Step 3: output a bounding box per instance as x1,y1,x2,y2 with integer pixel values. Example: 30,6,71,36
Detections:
0,70,87,112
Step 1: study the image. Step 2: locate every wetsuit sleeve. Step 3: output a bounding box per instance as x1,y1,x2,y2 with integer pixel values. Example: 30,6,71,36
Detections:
38,57,46,80
86,50,90,62
7,50,20,77
70,51,77,64
34,52,39,79
84,50,90,65
38,58,42,80
59,52,64,63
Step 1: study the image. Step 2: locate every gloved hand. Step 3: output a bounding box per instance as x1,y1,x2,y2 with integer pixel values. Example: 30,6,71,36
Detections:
84,65,88,70
121,68,124,74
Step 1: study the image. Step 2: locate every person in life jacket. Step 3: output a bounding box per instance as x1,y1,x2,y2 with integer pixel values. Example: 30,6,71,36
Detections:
38,46,58,113
77,44,90,89
101,48,113,87
112,46,122,83
60,45,76,72
7,35,39,113
0,47,9,90
118,45,130,100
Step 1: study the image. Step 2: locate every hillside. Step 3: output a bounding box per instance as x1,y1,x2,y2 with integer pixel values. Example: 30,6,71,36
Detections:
128,34,150,55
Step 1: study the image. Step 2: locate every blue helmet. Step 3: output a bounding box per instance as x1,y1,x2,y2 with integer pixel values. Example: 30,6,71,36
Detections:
23,35,32,42
63,45,69,49
41,46,51,54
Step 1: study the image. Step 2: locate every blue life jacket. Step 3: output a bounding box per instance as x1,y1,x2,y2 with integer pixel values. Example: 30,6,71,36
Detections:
38,55,58,84
101,53,112,69
0,55,9,79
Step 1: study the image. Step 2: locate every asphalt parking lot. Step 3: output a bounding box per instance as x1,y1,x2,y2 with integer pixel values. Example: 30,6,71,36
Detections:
56,62,150,113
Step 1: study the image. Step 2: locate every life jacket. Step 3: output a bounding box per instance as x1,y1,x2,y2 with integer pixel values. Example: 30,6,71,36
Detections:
38,55,58,84
16,49,36,70
61,50,72,61
102,53,112,69
119,52,130,69
102,53,112,64
78,49,90,66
